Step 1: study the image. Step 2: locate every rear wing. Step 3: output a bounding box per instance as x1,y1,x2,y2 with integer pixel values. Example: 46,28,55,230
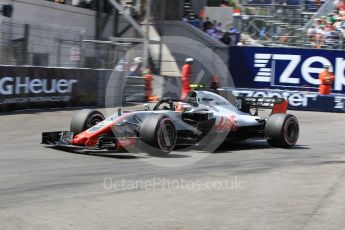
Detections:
236,96,288,115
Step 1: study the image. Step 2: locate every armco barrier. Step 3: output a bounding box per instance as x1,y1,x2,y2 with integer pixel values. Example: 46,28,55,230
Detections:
223,88,345,113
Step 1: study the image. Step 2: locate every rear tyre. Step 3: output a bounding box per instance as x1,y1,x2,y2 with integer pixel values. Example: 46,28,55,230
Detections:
139,115,177,156
265,113,299,148
70,109,105,135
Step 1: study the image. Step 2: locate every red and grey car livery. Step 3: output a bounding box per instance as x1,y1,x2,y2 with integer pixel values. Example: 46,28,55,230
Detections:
42,90,299,156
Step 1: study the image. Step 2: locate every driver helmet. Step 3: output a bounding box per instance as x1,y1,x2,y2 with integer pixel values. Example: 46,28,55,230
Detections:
185,58,194,64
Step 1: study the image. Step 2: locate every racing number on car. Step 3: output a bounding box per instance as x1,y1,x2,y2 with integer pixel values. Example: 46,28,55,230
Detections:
215,115,238,132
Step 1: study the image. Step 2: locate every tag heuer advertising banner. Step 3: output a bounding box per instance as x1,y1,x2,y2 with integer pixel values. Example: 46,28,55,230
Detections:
229,46,345,95
0,66,98,112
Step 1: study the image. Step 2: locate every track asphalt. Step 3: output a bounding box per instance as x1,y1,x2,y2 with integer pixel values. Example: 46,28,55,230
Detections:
0,109,344,230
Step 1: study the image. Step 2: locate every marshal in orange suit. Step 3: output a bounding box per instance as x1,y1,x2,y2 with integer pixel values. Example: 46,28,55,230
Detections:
181,58,193,100
319,65,334,95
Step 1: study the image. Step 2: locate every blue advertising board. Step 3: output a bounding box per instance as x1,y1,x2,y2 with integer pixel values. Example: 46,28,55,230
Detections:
229,46,345,94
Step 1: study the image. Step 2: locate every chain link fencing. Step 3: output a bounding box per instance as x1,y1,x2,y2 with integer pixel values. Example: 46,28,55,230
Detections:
0,20,138,69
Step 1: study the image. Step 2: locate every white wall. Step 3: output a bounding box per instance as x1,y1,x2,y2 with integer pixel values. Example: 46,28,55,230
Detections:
4,0,96,37
1,0,136,38
155,21,230,85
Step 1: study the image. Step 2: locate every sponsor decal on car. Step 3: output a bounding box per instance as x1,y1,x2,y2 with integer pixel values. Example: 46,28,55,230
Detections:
215,115,238,132
233,90,318,108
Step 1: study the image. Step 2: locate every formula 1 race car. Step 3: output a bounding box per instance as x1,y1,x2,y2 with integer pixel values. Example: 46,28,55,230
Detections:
42,90,299,156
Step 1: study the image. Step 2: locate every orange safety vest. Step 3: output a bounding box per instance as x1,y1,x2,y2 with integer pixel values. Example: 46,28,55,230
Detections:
181,64,192,99
144,73,153,100
318,70,334,95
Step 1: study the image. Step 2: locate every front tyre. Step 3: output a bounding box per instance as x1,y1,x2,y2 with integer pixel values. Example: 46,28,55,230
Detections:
265,113,299,148
139,115,177,156
70,109,105,135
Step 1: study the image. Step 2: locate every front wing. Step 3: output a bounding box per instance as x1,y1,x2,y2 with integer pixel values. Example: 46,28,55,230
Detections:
41,131,139,150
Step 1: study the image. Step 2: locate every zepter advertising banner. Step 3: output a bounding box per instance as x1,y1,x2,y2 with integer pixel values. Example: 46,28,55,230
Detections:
229,46,345,94
0,66,98,112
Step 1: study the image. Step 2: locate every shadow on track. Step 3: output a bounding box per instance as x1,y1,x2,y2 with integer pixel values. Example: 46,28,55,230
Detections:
213,141,310,153
48,146,191,159
48,146,142,159
46,141,310,159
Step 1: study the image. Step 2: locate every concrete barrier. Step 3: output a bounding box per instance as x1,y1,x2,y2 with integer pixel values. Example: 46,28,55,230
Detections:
0,65,149,112
0,66,99,112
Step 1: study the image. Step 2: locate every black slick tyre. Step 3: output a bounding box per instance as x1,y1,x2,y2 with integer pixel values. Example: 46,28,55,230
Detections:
265,113,299,148
139,114,177,156
70,109,105,135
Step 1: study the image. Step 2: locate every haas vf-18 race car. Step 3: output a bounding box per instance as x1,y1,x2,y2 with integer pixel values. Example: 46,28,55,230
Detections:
42,91,299,156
